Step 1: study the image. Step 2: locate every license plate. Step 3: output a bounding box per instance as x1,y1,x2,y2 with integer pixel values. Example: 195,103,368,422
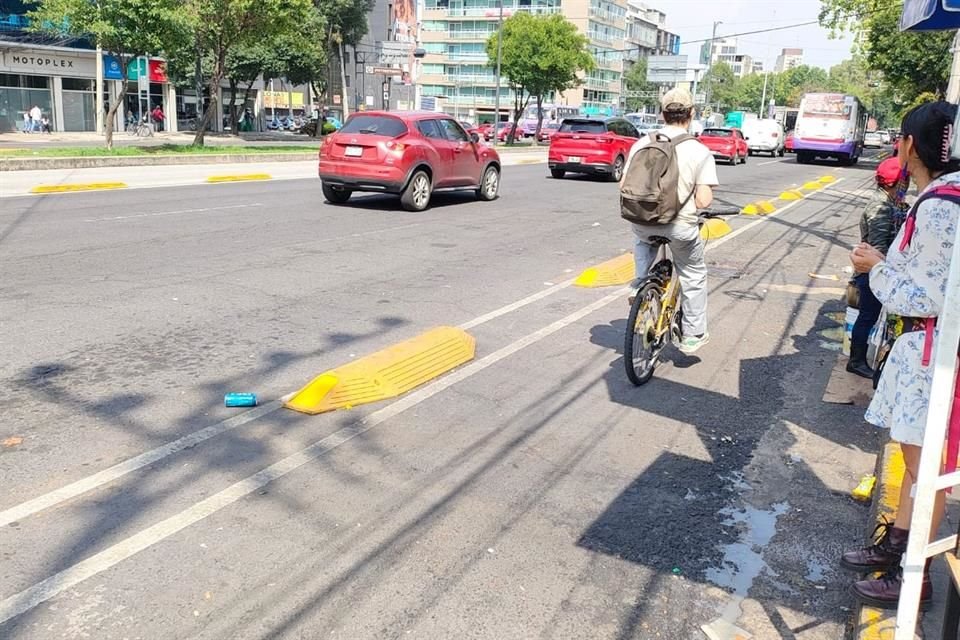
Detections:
345,146,363,157
568,156,582,163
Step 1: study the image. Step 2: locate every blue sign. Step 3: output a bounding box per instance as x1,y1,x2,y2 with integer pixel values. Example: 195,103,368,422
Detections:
901,0,960,30
103,55,123,80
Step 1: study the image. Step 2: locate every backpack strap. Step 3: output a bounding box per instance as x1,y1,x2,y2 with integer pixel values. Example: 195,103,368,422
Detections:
669,133,696,211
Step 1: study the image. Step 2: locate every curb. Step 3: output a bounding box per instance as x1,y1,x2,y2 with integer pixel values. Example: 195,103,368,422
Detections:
206,173,272,183
29,182,127,194
0,152,316,171
573,253,634,288
852,442,905,640
285,326,476,415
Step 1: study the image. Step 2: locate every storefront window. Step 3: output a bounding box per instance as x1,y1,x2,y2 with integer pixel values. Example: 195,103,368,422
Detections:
0,73,52,132
61,77,95,131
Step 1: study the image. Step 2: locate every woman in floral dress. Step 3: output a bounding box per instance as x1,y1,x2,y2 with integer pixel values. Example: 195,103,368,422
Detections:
840,101,960,609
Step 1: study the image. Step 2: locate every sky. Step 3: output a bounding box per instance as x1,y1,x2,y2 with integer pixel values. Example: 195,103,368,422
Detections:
659,0,857,72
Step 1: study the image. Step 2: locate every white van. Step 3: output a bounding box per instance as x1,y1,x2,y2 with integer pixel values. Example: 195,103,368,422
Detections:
741,119,785,157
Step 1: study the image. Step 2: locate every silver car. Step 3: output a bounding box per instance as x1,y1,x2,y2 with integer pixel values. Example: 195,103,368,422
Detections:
864,131,884,148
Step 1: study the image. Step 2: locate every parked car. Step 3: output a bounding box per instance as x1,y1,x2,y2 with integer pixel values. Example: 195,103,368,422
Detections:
880,130,891,144
698,127,749,165
494,121,521,142
477,122,495,139
864,131,884,148
318,111,501,212
785,130,795,153
741,118,785,157
537,122,561,143
547,117,640,181
460,120,481,140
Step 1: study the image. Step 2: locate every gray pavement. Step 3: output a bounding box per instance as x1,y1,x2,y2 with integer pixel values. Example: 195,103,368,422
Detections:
0,150,902,639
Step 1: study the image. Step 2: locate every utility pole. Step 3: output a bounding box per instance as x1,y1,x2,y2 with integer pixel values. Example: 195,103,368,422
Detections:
703,20,721,114
493,0,504,146
759,71,768,119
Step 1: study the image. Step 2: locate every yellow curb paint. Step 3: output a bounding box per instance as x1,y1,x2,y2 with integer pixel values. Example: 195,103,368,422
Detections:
819,175,837,184
0,148,28,153
854,443,904,640
700,218,732,240
852,474,877,501
802,181,823,191
30,182,127,194
206,173,272,183
779,189,804,201
574,253,635,288
285,326,475,415
756,200,776,214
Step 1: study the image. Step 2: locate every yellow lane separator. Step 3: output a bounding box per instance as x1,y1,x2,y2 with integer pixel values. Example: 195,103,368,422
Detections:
802,181,824,191
779,189,805,201
574,253,634,288
30,182,127,194
700,217,732,240
819,175,837,184
285,326,475,415
206,173,272,183
741,201,777,216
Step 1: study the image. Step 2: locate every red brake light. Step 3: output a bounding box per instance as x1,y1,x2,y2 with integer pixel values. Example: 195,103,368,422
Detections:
383,140,406,154
771,132,779,138
596,137,612,144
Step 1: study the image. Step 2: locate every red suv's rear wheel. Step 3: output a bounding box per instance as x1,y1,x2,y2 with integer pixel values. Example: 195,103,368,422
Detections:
610,155,625,182
322,182,352,204
401,170,432,211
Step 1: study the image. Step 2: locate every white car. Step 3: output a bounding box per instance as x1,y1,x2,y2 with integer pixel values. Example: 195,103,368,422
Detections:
741,119,785,157
880,131,891,144
864,131,884,148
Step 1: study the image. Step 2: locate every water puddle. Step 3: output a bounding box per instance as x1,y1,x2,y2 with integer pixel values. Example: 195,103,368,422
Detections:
701,501,790,640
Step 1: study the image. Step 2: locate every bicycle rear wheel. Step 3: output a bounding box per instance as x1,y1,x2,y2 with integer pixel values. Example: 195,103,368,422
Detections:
624,281,664,386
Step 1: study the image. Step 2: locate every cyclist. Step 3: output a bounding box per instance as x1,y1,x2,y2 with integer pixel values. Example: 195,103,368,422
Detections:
622,88,719,354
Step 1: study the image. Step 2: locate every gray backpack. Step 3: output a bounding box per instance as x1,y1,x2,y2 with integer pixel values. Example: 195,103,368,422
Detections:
620,132,694,225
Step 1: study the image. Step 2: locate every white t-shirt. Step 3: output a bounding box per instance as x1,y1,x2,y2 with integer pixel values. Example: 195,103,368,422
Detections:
30,106,42,121
624,125,719,226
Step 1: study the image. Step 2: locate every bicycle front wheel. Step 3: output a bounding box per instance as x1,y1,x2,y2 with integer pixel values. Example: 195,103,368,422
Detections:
624,281,664,386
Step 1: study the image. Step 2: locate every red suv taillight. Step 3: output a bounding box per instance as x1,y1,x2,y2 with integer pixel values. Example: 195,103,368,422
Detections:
596,137,612,144
382,140,406,155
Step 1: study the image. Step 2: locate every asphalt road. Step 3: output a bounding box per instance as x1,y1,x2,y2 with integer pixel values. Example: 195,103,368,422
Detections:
2,150,891,639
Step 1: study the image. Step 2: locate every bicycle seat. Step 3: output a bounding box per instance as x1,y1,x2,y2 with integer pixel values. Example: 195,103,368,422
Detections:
647,235,671,245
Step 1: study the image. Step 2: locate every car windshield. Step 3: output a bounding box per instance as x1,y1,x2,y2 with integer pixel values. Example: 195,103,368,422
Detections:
702,129,733,137
547,123,561,130
559,120,606,134
339,115,407,137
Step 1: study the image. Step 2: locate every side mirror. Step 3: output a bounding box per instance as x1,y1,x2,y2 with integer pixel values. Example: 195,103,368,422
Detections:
471,132,480,143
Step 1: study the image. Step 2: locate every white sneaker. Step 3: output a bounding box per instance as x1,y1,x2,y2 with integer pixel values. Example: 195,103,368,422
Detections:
678,333,710,354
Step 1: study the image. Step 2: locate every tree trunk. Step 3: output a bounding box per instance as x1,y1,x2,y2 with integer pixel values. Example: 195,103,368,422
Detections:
534,94,544,142
193,71,221,146
339,41,350,119
242,80,256,134
508,90,530,145
104,80,126,150
194,35,204,141
228,77,239,136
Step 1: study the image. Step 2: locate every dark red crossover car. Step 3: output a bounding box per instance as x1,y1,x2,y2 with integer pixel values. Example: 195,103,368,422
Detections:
785,130,795,153
319,111,501,211
698,127,749,165
547,117,640,181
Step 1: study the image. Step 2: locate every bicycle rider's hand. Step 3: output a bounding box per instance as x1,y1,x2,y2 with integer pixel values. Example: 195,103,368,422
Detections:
850,242,884,273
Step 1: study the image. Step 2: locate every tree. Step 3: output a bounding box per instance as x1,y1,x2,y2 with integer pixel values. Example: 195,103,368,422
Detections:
622,58,659,113
702,61,736,112
317,0,375,119
820,0,952,105
487,13,594,142
188,0,313,145
828,57,896,127
28,0,187,149
775,65,829,107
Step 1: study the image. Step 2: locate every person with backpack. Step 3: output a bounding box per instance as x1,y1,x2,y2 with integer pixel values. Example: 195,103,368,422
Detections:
620,87,719,354
846,157,908,378
841,101,960,610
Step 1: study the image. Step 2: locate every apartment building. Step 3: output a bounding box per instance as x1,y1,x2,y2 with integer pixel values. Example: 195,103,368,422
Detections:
419,0,630,120
774,48,803,73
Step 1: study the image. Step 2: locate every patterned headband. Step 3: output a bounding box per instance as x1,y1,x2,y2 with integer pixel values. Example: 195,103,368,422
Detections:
942,123,954,164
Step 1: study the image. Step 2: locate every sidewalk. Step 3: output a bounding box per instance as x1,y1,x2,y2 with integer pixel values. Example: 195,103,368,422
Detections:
0,151,548,198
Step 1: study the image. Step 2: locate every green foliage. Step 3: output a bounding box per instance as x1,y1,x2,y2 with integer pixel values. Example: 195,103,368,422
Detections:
623,58,658,112
827,57,896,127
702,61,736,111
819,0,952,104
487,12,594,139
774,65,829,107
321,121,337,135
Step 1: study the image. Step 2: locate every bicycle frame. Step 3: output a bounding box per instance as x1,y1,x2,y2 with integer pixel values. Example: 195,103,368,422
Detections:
641,244,682,344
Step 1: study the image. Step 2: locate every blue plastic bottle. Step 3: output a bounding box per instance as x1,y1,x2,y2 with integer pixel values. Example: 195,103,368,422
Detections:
224,393,257,407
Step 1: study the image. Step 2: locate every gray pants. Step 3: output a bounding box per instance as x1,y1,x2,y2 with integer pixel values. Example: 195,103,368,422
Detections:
632,222,708,336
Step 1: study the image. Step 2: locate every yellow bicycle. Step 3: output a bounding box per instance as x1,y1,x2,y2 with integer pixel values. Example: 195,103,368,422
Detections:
624,208,739,385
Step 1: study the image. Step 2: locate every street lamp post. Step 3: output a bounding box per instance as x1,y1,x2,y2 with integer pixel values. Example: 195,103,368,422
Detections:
493,0,504,146
703,20,721,114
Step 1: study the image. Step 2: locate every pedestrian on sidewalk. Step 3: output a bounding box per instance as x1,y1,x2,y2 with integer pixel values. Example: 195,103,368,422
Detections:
151,104,165,132
29,105,41,133
21,110,30,133
841,100,960,610
846,157,906,378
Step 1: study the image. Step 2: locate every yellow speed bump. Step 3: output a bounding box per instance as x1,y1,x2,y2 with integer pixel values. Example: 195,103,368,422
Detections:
206,173,272,183
779,189,805,201
802,181,823,191
30,182,127,194
818,175,837,184
285,326,475,415
700,217,732,240
741,200,776,216
574,253,635,288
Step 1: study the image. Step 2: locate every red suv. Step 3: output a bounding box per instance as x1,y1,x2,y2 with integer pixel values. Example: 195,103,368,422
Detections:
319,112,501,211
548,117,640,181
698,127,749,165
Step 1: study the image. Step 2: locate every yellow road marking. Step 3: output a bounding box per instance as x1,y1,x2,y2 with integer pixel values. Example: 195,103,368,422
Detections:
30,182,127,194
205,173,272,183
574,253,635,288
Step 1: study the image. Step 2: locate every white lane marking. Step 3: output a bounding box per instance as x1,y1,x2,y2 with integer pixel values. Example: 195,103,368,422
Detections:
0,287,627,625
0,400,287,529
758,159,787,166
84,203,262,222
459,279,575,330
0,273,568,527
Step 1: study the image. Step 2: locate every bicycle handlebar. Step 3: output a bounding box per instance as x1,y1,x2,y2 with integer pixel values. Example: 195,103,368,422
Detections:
697,207,741,219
